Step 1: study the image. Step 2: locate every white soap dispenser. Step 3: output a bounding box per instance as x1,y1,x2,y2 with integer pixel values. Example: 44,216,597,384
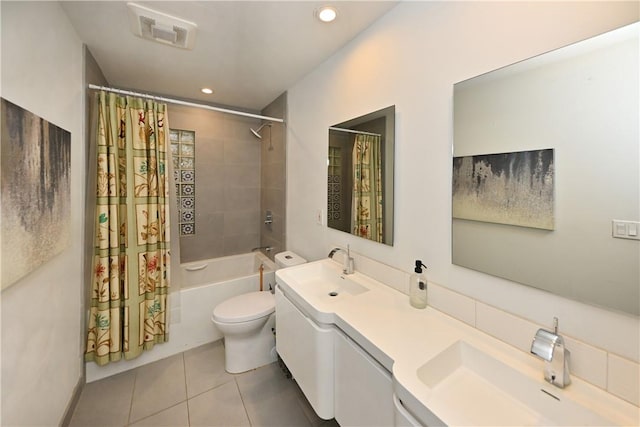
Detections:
410,260,428,309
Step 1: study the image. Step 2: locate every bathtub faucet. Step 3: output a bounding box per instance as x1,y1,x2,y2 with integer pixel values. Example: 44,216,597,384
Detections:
252,246,272,253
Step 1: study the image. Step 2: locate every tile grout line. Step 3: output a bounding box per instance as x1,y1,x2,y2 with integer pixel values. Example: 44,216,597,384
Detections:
186,376,238,401
234,376,254,426
127,353,191,426
127,368,138,426
131,401,190,426
182,352,192,427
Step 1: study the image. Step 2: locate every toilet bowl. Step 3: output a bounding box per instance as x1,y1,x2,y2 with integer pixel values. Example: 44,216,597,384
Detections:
211,291,276,374
211,251,307,374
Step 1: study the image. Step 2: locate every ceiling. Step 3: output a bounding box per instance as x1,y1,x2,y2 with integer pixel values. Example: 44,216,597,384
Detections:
62,1,398,112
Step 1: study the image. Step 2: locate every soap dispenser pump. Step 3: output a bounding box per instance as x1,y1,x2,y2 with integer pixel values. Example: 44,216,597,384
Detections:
410,260,428,309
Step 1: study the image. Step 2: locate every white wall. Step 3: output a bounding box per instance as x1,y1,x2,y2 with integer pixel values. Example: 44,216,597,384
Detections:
1,2,84,425
286,0,639,396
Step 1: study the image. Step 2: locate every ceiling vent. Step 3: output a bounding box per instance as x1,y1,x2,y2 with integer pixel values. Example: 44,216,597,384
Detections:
127,2,197,50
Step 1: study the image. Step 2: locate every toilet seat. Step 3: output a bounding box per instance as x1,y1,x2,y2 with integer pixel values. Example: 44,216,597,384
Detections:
212,291,275,323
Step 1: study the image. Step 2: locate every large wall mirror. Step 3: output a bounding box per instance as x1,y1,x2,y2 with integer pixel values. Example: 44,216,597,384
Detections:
328,106,395,245
452,23,639,316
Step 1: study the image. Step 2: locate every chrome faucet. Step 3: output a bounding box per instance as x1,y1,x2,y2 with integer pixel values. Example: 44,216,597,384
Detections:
531,317,571,388
252,246,272,253
328,245,354,275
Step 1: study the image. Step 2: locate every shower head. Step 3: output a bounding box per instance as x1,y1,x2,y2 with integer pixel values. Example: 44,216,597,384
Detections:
250,122,272,139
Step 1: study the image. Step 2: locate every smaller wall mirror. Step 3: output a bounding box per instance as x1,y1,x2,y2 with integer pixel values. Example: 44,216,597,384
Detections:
327,106,395,245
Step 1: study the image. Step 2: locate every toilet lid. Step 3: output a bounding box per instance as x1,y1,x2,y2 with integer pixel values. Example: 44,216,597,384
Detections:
212,291,275,323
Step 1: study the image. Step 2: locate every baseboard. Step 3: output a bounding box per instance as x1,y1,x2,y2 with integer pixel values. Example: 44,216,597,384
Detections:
60,372,85,426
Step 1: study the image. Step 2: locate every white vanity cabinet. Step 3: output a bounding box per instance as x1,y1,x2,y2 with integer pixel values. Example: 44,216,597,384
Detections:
334,329,395,427
274,286,335,419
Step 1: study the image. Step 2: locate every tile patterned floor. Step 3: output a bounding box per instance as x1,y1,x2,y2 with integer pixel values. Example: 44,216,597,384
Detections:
70,341,339,427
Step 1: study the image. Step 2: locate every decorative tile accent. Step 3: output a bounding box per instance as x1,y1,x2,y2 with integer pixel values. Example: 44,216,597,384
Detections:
181,170,195,183
181,210,195,223
180,223,195,235
170,129,196,236
181,197,195,210
328,147,342,221
181,184,195,196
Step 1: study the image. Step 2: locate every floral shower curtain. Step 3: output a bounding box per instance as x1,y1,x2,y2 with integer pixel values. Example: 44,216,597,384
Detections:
351,133,383,242
85,91,171,366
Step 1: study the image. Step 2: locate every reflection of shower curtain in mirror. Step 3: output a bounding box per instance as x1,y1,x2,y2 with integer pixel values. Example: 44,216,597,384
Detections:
352,134,383,242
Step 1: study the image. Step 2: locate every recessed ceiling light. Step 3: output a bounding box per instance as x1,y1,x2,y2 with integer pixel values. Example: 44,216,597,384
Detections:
201,87,213,94
316,6,337,23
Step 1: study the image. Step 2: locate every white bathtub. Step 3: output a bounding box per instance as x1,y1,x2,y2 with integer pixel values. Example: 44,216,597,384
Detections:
87,251,277,382
181,251,277,290
178,251,277,342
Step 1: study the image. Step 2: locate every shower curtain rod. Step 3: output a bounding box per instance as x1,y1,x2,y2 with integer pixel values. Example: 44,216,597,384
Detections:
329,126,381,137
88,84,285,123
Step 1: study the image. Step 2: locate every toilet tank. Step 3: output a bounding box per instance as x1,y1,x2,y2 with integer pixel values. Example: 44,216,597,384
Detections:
275,251,307,268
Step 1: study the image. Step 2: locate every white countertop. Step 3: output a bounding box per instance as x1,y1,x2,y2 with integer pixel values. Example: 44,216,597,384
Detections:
276,259,639,426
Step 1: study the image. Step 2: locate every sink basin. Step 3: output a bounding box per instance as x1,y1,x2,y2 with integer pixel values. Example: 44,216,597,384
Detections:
416,341,615,426
276,259,371,324
281,261,369,298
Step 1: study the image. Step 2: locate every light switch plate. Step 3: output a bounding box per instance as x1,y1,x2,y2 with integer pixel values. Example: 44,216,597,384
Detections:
612,220,640,240
316,209,325,226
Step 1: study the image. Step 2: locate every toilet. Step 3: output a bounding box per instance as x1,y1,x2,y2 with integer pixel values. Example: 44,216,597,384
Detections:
211,251,307,373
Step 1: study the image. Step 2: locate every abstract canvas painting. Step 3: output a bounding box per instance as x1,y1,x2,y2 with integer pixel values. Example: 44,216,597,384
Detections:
1,98,71,288
452,148,554,230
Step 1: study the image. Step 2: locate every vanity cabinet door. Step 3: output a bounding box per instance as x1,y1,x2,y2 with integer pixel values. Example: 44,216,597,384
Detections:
274,286,334,419
334,330,394,426
393,393,423,427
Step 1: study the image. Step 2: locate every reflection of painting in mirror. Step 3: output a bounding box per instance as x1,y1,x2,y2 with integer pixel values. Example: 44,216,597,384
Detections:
453,149,554,230
1,98,71,289
452,23,639,315
328,106,394,245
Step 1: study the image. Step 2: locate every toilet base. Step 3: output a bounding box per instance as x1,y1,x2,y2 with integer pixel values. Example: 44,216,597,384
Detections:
222,313,277,374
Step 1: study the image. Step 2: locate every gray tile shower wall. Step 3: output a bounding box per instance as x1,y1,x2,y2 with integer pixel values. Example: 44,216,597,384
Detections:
260,93,287,260
169,105,262,262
